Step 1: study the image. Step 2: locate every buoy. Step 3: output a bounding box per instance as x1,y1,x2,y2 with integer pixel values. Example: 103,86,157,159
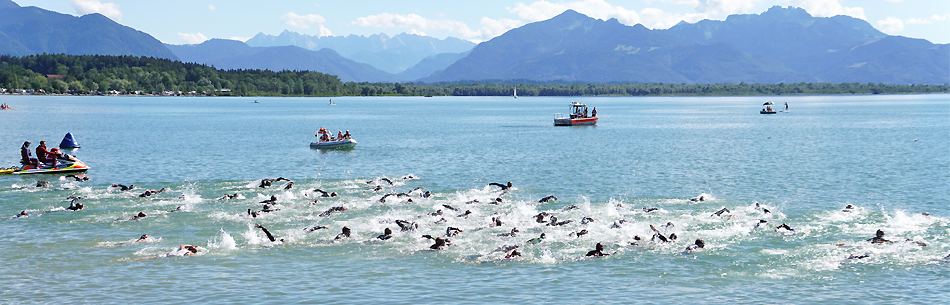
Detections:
59,132,80,148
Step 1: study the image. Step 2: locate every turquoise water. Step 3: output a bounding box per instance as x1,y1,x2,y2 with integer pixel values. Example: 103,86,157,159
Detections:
1,94,948,303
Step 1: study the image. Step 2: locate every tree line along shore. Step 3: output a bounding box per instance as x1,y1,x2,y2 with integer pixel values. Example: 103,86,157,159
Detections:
1,54,947,97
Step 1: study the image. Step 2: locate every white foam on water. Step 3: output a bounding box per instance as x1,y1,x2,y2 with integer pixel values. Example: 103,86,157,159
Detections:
208,229,237,250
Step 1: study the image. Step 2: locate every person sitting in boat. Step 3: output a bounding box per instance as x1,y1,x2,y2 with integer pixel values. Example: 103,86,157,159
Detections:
321,131,330,142
344,130,351,139
20,141,37,166
592,107,597,117
337,130,343,140
35,141,57,167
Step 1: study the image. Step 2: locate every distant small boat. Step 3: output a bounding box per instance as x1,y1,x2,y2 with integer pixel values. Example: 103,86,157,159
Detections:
760,101,776,114
554,102,598,126
513,87,517,99
310,139,356,149
329,99,335,105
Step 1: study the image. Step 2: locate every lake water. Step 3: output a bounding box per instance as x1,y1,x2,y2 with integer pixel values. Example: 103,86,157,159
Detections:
1,94,948,303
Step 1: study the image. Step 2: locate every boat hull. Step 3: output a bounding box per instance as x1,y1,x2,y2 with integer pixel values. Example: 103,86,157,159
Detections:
10,159,90,175
760,110,776,114
554,117,598,126
310,139,357,149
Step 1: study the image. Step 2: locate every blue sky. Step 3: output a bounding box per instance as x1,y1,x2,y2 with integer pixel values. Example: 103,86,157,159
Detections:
12,0,950,44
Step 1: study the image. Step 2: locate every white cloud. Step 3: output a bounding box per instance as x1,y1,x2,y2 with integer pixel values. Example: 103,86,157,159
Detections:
876,17,904,33
282,12,326,29
70,0,122,21
352,13,520,41
786,0,866,20
905,18,931,25
508,0,641,25
178,32,209,44
208,5,216,11
932,14,949,21
695,0,759,15
317,24,333,37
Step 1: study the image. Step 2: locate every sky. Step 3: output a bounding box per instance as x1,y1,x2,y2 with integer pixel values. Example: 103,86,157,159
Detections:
12,0,950,44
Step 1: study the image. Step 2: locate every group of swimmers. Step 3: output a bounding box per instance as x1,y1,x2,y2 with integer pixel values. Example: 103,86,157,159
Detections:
0,103,12,110
12,175,945,263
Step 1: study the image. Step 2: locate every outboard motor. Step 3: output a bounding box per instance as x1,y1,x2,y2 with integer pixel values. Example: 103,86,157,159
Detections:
59,132,80,149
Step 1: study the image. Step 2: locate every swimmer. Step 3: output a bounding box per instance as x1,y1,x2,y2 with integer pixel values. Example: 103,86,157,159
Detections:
538,195,558,203
867,229,892,244
775,223,795,232
430,237,449,250
754,220,769,229
377,228,394,240
846,253,871,260
628,235,644,246
526,233,546,245
610,219,626,229
130,212,147,220
65,174,89,182
136,234,150,242
842,204,856,212
690,195,705,202
650,224,675,243
562,205,578,211
547,216,572,226
14,210,29,218
111,184,135,191
396,220,418,231
684,239,705,252
488,181,512,191
465,199,479,204
247,209,260,218
434,218,447,224
642,207,659,213
446,227,463,237
380,178,394,185
319,206,345,217
535,212,549,223
334,226,351,240
458,210,472,218
305,225,328,233
260,195,277,204
581,217,595,224
712,207,730,217
491,197,503,204
371,185,383,192
422,191,431,198
505,248,522,259
260,204,278,213
570,229,589,237
138,188,166,197
66,200,84,211
586,243,609,257
312,189,337,198
168,206,183,212
401,174,416,180
498,228,519,237
36,181,49,187
283,182,294,190
428,210,443,216
490,217,503,227
442,204,459,211
218,193,239,200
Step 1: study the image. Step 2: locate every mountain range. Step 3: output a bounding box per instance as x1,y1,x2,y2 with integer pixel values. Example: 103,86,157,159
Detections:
166,39,396,82
0,0,176,60
0,1,946,85
246,31,475,74
424,6,948,84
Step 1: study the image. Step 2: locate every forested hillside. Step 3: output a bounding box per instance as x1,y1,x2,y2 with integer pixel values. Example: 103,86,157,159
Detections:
1,54,945,97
